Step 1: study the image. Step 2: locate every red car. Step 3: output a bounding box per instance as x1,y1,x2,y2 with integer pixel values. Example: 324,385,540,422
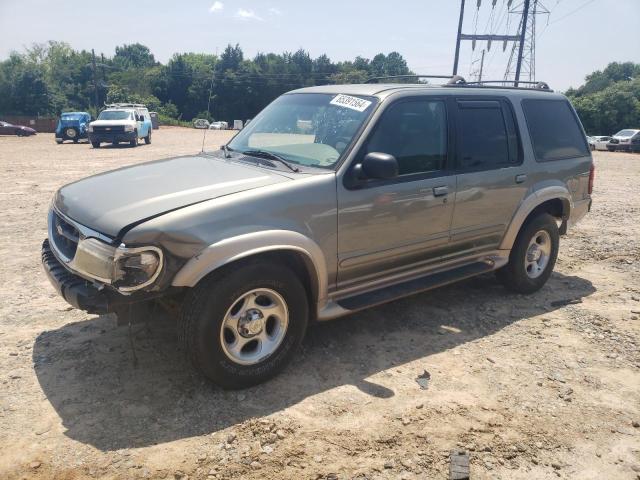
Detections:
0,120,37,136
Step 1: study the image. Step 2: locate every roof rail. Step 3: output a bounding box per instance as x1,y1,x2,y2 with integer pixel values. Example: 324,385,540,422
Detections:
365,74,467,84
103,103,148,109
364,74,552,91
457,80,552,90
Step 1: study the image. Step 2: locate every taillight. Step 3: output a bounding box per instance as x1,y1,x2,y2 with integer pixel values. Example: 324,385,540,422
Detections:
588,163,595,195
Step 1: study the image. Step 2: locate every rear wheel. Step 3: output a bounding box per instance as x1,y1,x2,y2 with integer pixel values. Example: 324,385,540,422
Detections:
65,128,77,140
55,139,63,144
496,213,559,294
180,261,308,389
91,141,100,148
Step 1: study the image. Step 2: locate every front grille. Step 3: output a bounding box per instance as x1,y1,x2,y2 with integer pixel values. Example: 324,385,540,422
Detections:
51,212,79,260
93,125,125,134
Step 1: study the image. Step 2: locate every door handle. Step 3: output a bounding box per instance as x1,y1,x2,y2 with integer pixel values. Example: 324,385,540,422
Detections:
433,186,449,197
515,174,527,184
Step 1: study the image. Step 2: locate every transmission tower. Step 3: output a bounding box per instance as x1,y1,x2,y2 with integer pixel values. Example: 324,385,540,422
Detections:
503,0,550,85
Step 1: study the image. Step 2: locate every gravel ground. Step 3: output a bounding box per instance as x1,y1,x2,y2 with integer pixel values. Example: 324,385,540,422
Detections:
0,129,639,480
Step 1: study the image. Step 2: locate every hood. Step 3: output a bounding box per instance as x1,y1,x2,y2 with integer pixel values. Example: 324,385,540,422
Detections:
54,155,291,238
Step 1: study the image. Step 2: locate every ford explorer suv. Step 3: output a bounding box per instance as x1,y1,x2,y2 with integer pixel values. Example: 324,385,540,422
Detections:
42,78,593,389
87,103,152,148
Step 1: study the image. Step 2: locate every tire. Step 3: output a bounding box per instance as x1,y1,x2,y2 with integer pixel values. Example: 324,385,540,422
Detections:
144,130,151,145
91,141,100,148
56,139,63,144
496,213,559,294
130,132,138,147
180,261,309,389
16,130,24,137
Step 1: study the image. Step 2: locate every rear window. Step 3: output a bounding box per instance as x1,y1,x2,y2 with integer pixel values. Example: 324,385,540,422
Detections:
522,99,589,161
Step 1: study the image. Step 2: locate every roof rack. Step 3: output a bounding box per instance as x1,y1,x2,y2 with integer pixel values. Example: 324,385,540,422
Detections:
103,103,148,109
364,74,552,91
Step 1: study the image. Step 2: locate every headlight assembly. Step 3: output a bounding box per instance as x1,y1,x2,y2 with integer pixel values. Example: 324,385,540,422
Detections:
124,124,135,132
87,125,94,132
66,238,162,293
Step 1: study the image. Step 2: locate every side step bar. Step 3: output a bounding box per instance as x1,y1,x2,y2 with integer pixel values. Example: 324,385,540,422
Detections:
336,261,493,312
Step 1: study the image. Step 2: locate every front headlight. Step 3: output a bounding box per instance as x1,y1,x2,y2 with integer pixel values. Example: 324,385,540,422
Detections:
72,238,162,292
87,125,93,132
124,124,135,132
113,248,162,292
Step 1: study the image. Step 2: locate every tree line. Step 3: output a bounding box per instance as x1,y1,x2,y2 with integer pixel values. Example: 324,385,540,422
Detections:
0,42,411,123
566,62,640,135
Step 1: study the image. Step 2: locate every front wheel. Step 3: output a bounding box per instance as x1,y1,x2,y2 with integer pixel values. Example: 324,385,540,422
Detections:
144,130,151,144
130,132,138,147
180,261,309,389
91,141,100,148
496,213,559,294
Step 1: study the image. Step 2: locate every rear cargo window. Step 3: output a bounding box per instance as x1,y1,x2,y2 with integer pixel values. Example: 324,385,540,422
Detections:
522,99,589,161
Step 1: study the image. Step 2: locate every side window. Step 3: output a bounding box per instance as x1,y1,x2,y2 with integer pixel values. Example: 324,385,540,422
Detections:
456,100,516,170
522,99,589,161
365,99,447,176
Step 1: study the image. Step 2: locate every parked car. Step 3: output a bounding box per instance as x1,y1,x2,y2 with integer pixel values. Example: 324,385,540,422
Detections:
607,129,640,152
208,121,228,130
87,104,152,148
55,112,91,144
588,135,611,151
193,119,209,129
42,81,593,389
0,120,36,136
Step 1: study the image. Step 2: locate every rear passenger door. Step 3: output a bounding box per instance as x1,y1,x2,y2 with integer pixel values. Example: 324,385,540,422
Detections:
449,98,527,253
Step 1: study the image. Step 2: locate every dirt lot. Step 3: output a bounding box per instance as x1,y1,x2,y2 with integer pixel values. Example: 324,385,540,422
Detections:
0,128,639,480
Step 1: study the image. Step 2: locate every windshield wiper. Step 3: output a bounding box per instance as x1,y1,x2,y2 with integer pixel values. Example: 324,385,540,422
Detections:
241,149,300,173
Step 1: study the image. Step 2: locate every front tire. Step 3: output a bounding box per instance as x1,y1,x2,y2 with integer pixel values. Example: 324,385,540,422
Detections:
130,132,138,147
180,261,309,389
144,130,151,144
496,213,559,294
91,141,100,148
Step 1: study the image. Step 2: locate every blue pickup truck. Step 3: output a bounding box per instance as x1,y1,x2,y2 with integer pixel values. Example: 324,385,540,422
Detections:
55,112,91,144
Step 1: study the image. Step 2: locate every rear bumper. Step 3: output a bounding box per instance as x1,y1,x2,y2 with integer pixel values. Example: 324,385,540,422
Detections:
88,131,136,143
568,198,591,228
42,239,163,314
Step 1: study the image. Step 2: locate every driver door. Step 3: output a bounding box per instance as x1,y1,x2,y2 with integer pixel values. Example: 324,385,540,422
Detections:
336,97,456,288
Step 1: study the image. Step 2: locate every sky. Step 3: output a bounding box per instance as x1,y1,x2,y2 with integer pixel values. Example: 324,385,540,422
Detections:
0,0,638,91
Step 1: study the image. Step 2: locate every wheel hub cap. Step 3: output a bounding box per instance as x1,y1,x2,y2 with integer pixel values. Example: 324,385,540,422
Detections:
524,230,552,279
238,309,264,337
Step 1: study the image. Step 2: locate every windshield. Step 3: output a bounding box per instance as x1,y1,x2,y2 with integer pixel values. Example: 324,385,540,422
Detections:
98,110,132,121
227,93,377,169
614,129,638,137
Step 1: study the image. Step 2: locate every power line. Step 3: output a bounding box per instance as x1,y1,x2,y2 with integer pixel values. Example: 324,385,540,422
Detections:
548,0,597,24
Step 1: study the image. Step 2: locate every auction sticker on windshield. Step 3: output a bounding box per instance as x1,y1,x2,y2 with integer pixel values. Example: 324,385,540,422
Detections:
330,94,372,112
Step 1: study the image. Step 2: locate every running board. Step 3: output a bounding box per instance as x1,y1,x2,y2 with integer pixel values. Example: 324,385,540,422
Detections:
336,261,493,312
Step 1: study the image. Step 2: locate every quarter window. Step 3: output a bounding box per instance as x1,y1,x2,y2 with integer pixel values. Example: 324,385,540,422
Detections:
522,99,589,161
365,99,448,176
456,101,517,170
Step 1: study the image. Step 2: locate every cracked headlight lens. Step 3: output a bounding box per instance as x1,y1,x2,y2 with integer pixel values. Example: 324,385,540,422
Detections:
113,248,162,292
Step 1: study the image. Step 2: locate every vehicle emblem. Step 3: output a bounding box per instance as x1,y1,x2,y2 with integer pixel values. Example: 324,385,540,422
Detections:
106,127,111,131
56,224,64,236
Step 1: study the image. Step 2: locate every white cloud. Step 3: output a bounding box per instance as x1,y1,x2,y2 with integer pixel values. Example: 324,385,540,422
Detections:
235,8,263,21
268,7,283,16
209,1,224,13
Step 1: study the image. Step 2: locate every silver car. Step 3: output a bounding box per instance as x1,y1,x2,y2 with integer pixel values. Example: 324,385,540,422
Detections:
43,80,593,388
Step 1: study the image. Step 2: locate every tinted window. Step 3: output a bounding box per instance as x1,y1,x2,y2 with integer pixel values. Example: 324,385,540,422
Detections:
457,101,513,170
523,99,589,161
366,99,447,175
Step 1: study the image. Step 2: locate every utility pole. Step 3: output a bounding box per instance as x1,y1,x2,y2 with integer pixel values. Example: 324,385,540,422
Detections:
91,49,99,110
452,0,466,75
478,49,486,82
514,0,531,86
452,0,521,78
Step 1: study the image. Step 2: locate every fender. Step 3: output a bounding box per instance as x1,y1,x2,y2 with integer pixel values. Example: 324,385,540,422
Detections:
499,185,572,250
171,230,328,302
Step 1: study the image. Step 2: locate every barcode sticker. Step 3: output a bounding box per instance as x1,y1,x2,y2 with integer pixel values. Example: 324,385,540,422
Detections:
330,94,372,112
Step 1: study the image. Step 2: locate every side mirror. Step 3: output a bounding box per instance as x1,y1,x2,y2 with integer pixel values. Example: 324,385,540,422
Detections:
360,152,399,180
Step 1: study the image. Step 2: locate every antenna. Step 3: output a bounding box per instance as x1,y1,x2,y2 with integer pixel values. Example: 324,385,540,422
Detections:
200,62,217,153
